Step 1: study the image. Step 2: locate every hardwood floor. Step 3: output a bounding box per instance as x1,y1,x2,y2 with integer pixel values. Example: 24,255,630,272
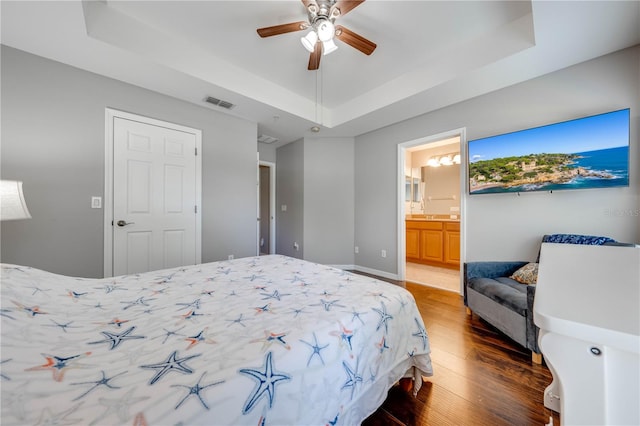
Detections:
362,281,561,426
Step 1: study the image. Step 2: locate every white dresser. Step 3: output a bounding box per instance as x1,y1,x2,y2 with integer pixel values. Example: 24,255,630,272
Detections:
534,243,640,425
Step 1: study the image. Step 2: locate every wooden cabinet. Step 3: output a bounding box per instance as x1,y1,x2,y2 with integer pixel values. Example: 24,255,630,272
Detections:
406,229,420,259
421,230,443,262
406,219,459,269
444,222,460,265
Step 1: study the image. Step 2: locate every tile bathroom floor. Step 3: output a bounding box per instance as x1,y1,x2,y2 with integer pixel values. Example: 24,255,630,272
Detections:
405,262,460,293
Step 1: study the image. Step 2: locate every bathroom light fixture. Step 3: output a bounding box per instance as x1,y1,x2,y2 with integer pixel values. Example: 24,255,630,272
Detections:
439,155,453,166
426,153,461,167
0,180,32,220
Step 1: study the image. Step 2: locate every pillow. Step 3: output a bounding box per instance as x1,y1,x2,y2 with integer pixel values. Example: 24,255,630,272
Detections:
510,262,539,285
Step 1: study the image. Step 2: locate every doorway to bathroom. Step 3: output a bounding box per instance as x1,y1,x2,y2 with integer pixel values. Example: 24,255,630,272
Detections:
397,129,465,294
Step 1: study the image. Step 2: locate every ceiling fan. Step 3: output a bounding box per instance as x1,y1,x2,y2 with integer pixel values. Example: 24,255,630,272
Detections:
257,0,377,70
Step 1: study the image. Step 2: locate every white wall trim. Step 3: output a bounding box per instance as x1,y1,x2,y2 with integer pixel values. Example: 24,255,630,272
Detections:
397,144,407,281
397,127,467,294
104,110,115,278
103,108,202,277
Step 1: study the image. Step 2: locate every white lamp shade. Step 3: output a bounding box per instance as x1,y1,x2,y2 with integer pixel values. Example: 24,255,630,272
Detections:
1,180,32,220
316,19,335,42
439,155,453,166
301,31,318,53
322,38,338,55
453,154,461,164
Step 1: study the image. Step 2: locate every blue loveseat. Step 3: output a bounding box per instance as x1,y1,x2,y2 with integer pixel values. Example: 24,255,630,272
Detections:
463,234,617,364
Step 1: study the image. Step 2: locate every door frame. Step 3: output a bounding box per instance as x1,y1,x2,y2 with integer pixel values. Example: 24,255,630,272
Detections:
258,160,276,255
396,127,467,293
103,108,202,277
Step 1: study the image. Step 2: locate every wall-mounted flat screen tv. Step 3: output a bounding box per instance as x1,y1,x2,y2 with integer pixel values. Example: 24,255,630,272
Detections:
468,108,630,194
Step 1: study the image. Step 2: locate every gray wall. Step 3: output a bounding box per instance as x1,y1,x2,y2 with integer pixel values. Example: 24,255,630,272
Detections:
1,46,259,277
275,137,356,265
258,143,277,163
276,139,304,258
355,46,640,274
304,137,355,266
4,45,638,278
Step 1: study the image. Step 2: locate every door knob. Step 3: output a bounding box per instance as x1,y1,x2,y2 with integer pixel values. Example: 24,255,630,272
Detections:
117,220,134,227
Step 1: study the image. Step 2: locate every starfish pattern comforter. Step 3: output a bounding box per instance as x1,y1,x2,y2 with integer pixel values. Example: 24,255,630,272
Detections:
1,255,433,425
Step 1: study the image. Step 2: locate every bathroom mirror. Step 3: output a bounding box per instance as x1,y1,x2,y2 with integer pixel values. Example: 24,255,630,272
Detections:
412,177,420,202
405,176,411,201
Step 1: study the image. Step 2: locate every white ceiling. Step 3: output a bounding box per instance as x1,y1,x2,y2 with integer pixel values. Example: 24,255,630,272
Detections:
2,1,639,148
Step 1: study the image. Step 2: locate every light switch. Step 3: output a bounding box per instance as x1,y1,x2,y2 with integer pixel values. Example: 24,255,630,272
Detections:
281,204,287,212
91,196,102,209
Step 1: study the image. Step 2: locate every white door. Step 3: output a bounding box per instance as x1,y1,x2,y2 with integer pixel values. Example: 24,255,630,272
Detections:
111,115,200,276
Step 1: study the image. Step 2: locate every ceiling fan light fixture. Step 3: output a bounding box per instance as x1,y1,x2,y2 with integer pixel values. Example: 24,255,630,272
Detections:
301,30,318,52
322,38,338,55
257,0,375,70
316,19,335,42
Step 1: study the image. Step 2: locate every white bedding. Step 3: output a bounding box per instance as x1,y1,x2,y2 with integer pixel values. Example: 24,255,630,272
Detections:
1,255,432,425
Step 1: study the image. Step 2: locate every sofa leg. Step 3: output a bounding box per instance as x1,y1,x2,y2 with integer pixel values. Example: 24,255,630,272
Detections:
465,307,472,316
532,352,542,365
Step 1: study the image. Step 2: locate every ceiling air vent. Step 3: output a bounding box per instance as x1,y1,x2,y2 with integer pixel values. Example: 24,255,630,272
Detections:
205,96,235,110
258,134,278,144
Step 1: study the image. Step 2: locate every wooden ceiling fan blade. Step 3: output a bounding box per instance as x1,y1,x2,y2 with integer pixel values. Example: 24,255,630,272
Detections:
257,21,308,38
301,0,318,10
332,0,365,17
308,43,322,70
335,25,376,55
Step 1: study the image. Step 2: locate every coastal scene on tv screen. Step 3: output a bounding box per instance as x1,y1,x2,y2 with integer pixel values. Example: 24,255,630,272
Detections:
468,109,630,194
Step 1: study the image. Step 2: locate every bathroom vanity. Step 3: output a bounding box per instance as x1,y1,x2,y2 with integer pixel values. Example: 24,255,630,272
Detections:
406,215,460,269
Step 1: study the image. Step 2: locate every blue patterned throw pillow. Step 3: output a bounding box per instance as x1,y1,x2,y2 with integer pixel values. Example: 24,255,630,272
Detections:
542,234,616,245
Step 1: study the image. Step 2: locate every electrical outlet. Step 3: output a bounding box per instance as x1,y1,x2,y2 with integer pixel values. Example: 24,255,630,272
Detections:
381,249,387,258
354,246,359,254
228,255,234,260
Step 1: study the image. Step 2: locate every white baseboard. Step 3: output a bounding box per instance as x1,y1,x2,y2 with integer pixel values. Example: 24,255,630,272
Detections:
330,264,400,281
328,264,356,271
354,265,400,281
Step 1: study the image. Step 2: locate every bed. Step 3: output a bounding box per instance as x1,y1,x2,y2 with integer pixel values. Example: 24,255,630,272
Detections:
1,255,433,425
